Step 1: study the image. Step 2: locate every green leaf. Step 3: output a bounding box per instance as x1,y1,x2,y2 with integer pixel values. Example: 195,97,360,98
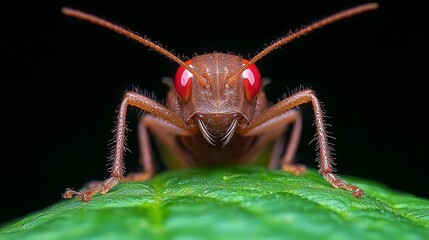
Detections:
1,166,428,240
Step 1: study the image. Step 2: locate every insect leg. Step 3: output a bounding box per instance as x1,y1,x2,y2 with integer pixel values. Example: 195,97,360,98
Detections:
242,88,363,198
269,110,306,174
63,91,189,201
241,109,304,173
125,114,194,181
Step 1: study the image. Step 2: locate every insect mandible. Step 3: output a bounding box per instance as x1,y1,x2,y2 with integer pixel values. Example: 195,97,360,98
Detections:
62,3,379,201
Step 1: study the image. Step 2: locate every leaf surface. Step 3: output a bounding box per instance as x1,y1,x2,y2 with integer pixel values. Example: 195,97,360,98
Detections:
1,166,428,240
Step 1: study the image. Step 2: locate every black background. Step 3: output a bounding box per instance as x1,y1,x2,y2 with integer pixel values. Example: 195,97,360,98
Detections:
1,1,428,225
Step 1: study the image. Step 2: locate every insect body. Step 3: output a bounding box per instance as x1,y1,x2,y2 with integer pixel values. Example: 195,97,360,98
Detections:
62,3,378,201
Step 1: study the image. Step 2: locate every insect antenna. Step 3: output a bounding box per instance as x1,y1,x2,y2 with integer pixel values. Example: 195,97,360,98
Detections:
231,3,379,84
61,7,207,86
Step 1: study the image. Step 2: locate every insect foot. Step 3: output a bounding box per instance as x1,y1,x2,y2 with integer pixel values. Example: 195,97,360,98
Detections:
63,177,120,202
323,172,364,198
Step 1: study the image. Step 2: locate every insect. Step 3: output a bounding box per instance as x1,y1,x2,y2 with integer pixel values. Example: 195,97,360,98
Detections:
62,3,378,201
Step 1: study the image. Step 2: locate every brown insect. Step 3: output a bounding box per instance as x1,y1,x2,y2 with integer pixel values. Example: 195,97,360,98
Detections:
62,3,378,201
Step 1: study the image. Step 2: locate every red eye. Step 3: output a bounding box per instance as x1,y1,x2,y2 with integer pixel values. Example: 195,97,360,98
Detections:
174,60,193,102
242,59,261,102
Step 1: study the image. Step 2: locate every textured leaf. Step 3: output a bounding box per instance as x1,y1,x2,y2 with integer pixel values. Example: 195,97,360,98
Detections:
1,166,428,240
